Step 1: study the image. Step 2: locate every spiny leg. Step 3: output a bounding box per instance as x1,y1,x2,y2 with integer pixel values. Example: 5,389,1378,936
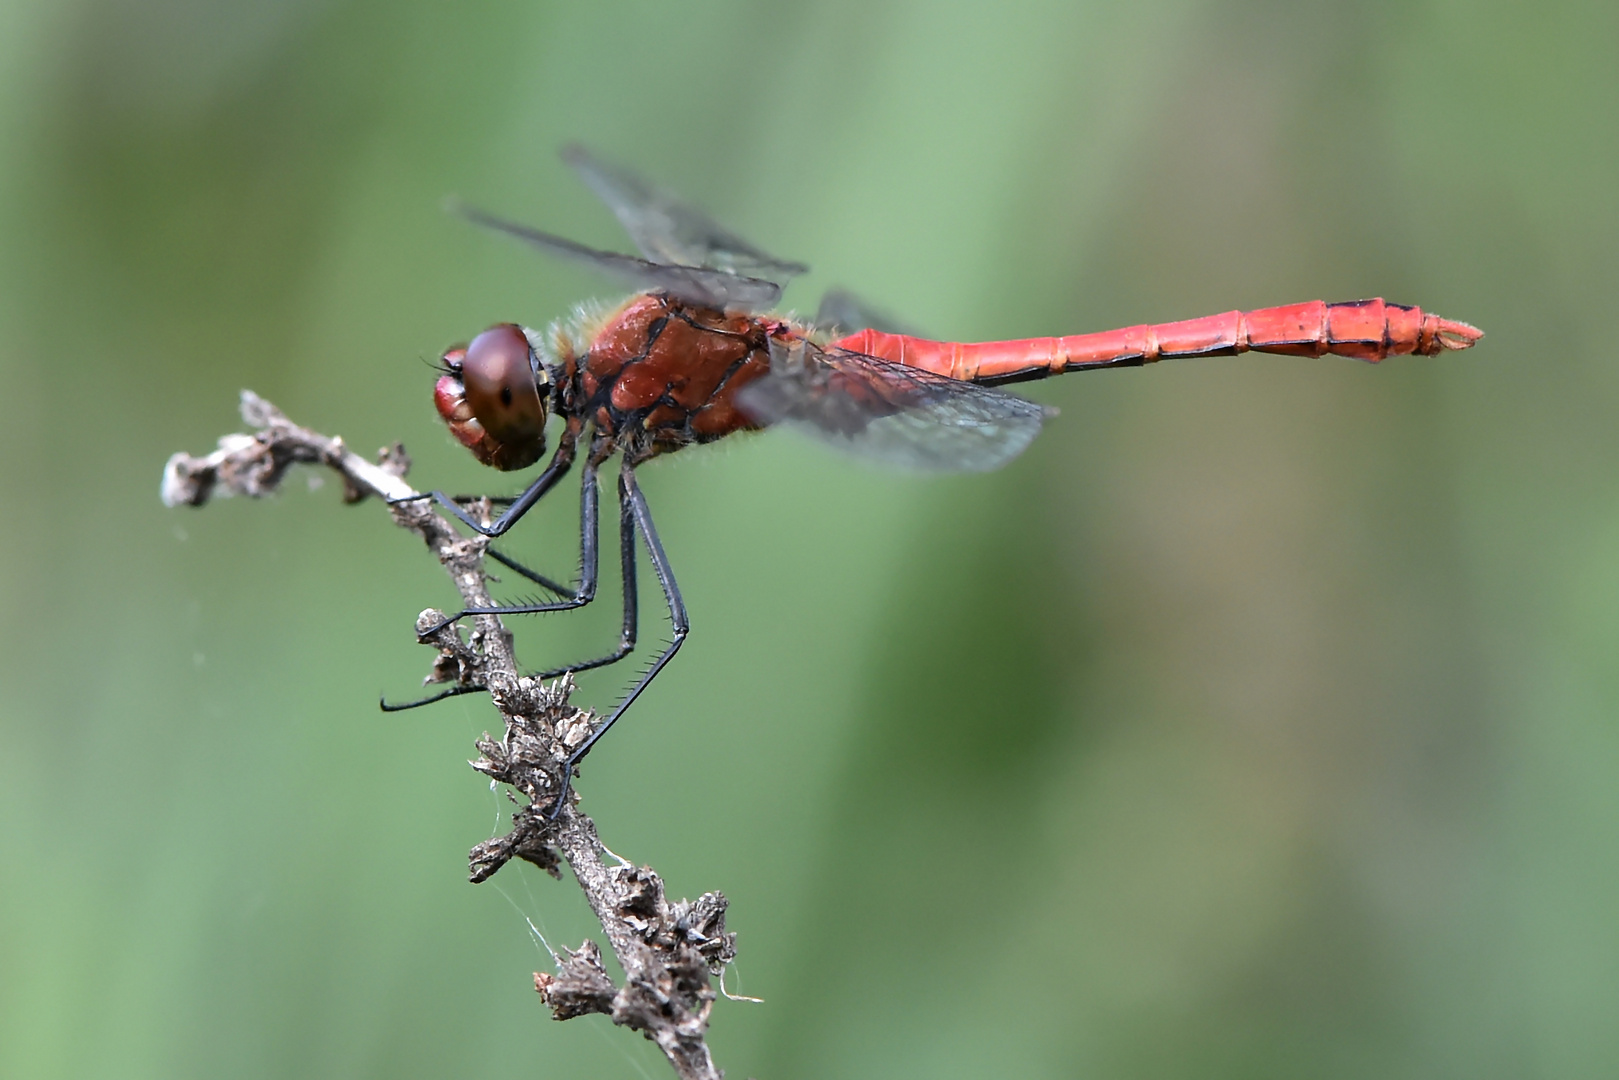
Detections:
379,462,603,710
379,498,588,709
529,472,640,679
388,431,576,539
417,459,603,639
387,458,644,711
486,545,576,599
550,463,687,817
379,683,488,713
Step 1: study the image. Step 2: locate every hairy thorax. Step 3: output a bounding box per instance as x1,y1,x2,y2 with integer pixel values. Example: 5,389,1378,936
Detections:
559,294,777,463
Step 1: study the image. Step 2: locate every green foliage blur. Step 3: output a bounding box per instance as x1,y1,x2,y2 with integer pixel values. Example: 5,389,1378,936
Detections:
2,0,1616,1076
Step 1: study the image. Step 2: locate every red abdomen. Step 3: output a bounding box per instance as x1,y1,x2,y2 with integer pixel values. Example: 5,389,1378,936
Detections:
833,298,1483,384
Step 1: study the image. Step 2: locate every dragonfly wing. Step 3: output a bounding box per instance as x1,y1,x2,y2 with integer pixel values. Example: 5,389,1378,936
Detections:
736,339,1050,472
562,144,809,280
453,201,783,311
814,288,926,337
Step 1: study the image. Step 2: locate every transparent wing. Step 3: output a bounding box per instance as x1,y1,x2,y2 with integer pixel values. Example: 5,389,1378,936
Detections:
736,338,1050,472
452,201,783,311
562,144,809,280
814,288,926,337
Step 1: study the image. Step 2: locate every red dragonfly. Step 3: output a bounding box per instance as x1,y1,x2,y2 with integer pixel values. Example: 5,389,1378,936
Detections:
393,145,1481,805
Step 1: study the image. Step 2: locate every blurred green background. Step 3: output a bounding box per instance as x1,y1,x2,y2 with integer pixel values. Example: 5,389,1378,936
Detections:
2,0,1616,1076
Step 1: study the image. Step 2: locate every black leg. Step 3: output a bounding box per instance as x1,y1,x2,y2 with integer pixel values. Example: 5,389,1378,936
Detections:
551,464,687,816
486,545,577,599
379,684,489,712
378,467,603,711
418,459,601,637
388,435,575,538
529,474,640,678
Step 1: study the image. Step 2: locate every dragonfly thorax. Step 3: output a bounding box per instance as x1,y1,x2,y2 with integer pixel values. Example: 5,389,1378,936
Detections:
567,293,776,463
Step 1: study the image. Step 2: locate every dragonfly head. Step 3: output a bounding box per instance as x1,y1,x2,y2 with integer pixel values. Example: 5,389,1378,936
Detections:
433,323,552,471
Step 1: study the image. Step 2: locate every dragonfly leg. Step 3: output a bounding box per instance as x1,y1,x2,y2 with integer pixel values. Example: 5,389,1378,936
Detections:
485,545,575,598
379,683,489,712
549,463,687,818
418,459,602,638
529,473,640,679
382,460,600,710
388,432,577,538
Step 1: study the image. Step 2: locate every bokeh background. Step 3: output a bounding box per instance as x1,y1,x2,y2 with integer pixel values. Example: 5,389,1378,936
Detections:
3,0,1616,1077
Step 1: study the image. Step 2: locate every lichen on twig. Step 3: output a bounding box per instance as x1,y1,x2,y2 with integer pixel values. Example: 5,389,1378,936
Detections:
164,391,738,1080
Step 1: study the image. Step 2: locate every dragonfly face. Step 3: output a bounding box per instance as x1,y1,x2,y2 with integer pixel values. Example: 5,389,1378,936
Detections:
434,322,552,472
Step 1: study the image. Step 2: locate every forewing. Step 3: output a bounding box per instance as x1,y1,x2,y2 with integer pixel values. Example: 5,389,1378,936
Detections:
562,144,809,280
453,201,782,311
814,288,926,337
736,339,1049,472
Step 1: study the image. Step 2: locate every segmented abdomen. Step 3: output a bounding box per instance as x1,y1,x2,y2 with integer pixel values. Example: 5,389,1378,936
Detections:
832,298,1483,385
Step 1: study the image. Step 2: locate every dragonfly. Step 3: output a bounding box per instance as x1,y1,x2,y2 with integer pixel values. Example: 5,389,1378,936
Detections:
391,144,1482,809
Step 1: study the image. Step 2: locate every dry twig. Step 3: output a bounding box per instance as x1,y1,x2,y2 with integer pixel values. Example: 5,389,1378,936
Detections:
163,391,737,1080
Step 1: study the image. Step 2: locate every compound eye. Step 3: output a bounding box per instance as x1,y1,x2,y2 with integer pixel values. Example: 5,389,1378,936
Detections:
461,323,548,445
